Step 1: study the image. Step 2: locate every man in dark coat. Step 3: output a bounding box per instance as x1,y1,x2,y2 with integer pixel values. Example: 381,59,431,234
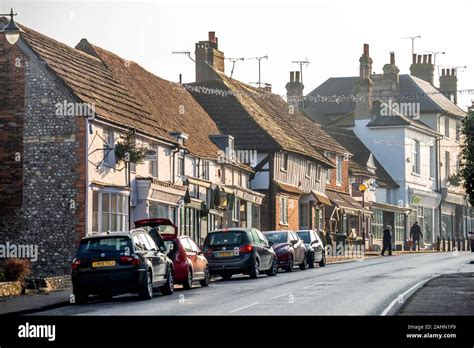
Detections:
381,225,392,256
409,221,423,251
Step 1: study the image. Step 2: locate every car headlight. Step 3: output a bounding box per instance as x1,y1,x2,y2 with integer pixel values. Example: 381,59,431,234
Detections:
276,246,289,254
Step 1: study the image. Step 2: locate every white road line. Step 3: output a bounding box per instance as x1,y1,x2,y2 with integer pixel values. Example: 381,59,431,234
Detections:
270,292,289,300
330,276,341,281
230,302,260,313
303,282,324,289
381,278,434,316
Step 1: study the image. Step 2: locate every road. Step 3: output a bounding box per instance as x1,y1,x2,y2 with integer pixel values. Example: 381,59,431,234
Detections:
34,252,474,316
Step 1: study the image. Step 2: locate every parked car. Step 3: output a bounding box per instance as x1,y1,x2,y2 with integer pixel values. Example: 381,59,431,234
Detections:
135,218,210,290
296,230,326,268
71,229,174,304
263,230,307,271
202,228,278,280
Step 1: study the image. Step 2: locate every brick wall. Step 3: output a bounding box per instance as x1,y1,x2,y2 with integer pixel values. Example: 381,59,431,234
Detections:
325,156,350,193
0,36,86,276
275,193,299,231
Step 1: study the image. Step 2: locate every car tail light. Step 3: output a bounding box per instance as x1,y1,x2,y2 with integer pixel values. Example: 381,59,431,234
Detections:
203,247,213,256
119,255,139,265
71,258,81,270
239,244,253,254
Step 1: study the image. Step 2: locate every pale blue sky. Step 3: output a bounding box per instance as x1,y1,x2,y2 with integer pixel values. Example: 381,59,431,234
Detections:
2,0,473,110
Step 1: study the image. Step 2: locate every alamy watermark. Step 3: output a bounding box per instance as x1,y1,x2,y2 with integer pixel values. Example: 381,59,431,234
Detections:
381,100,420,120
0,242,38,262
217,147,258,167
55,100,96,120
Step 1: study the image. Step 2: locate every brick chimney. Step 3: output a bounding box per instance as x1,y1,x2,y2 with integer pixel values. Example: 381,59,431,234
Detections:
355,44,373,121
439,68,458,104
382,51,400,93
285,71,304,112
410,53,434,85
195,31,225,82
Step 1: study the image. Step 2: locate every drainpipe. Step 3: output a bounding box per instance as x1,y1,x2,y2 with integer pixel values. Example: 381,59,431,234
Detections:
436,115,444,242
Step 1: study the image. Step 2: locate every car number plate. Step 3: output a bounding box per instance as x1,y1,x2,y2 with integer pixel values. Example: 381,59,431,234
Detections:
217,251,234,257
92,261,116,268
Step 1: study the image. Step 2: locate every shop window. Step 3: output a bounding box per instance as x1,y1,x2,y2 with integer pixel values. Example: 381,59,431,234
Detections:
92,191,128,233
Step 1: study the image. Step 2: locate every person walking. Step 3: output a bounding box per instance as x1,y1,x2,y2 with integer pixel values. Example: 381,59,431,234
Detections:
381,225,393,256
410,221,423,251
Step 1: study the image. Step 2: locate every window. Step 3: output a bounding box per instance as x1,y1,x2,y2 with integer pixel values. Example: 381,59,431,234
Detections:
371,209,383,240
336,156,343,184
202,160,210,180
429,146,436,178
394,213,405,244
104,129,115,166
324,152,332,183
92,191,128,233
232,197,239,222
299,203,309,228
423,208,433,244
279,197,288,225
149,202,168,218
181,238,193,253
444,116,450,138
239,200,247,228
281,153,289,171
178,152,185,176
251,204,260,229
316,165,322,182
306,161,312,178
411,140,420,174
148,147,158,177
445,151,450,179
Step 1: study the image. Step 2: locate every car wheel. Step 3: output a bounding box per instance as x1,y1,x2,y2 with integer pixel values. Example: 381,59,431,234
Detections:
319,252,326,267
285,255,294,272
249,259,260,279
73,289,88,305
139,270,153,300
160,268,174,295
299,255,308,271
221,273,232,280
183,268,193,290
307,252,315,269
265,257,278,276
200,267,211,287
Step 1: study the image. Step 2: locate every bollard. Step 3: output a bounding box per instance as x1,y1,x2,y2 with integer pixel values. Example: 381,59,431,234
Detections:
442,238,446,252
437,237,440,252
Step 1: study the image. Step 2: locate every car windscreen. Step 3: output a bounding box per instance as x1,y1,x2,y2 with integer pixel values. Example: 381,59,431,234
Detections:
296,231,310,243
78,236,132,255
205,231,249,246
264,232,288,244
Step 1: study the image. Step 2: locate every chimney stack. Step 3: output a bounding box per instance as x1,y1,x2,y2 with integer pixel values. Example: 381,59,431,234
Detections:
439,68,458,104
195,31,225,82
359,43,373,80
285,71,304,113
410,53,435,85
383,51,400,93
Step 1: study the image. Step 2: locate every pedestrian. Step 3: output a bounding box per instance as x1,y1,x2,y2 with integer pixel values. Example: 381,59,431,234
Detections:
409,221,423,251
381,225,392,256
469,231,474,252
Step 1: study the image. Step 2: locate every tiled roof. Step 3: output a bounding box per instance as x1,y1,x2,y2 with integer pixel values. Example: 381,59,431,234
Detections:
323,127,399,188
19,23,221,158
304,74,467,122
187,72,350,167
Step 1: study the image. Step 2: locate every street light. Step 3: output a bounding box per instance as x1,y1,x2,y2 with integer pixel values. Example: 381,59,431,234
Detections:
1,9,22,45
359,183,367,250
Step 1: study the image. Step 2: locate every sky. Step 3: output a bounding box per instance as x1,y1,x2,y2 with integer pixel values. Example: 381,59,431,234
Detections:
2,0,473,110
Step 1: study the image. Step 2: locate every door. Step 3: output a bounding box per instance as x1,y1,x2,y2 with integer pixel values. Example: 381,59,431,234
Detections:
181,237,199,278
256,230,273,269
187,237,206,278
139,233,167,282
290,232,305,264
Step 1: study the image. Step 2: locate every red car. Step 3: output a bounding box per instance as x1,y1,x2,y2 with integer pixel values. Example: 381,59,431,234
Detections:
134,219,210,289
263,230,308,272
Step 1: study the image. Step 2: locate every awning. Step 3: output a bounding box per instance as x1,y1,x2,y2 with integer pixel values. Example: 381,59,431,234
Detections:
444,192,466,206
371,201,411,214
326,190,365,216
273,180,302,195
409,188,442,208
311,191,332,206
136,177,186,205
183,176,212,189
223,185,265,205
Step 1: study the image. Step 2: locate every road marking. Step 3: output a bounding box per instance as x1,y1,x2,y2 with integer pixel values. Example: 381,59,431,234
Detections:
330,276,341,281
303,282,324,289
381,278,434,316
230,302,260,313
270,292,289,299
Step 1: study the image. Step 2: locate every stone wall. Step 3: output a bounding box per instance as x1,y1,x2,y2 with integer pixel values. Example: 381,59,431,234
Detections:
0,37,86,277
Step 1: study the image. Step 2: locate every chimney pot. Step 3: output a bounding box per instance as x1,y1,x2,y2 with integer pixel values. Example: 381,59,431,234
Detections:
412,54,416,64
428,54,432,64
422,54,427,63
208,31,216,43
441,69,445,76
295,71,300,83
417,55,422,64
451,68,455,76
363,43,369,56
290,71,295,83
390,51,395,65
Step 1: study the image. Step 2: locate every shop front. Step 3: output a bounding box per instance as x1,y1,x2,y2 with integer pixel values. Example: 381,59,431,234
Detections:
299,190,332,232
409,188,442,247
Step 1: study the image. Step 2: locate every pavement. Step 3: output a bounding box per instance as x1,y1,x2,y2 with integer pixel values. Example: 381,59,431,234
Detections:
397,272,474,315
2,251,472,316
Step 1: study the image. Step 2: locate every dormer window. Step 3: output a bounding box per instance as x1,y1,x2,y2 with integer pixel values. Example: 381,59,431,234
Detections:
170,131,189,147
281,153,289,172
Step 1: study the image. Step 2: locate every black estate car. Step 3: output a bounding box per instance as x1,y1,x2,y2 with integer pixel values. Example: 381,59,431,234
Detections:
202,228,278,279
71,229,174,304
296,230,326,268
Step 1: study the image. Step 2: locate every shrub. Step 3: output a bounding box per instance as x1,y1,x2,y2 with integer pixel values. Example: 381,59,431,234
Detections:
2,259,31,282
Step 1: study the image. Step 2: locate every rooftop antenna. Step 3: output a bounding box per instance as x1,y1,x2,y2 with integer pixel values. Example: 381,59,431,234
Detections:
246,55,268,88
291,59,310,83
424,51,446,76
225,57,245,78
402,35,421,56
171,50,195,62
